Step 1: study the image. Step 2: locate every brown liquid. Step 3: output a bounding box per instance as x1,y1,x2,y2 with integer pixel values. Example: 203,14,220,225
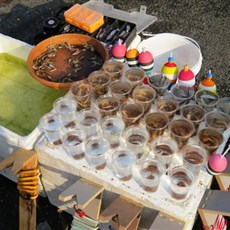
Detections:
33,43,104,83
95,162,106,170
53,139,62,145
81,116,98,126
119,174,132,181
155,144,173,156
73,152,85,160
171,171,192,199
184,151,203,164
128,134,146,144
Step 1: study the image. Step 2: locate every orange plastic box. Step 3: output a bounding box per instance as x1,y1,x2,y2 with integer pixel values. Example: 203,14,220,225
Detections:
64,3,104,34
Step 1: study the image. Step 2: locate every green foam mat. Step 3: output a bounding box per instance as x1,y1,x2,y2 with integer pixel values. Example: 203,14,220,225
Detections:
0,53,66,136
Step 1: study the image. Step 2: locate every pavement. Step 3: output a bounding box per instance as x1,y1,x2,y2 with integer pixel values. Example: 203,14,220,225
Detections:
0,0,229,229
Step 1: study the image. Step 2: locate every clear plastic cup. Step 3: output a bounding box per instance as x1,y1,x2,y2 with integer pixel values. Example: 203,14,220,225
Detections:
124,68,145,90
180,104,205,135
132,84,156,113
205,111,230,133
70,80,92,110
147,73,171,97
88,70,111,99
168,165,194,200
120,102,144,127
77,109,100,138
110,79,132,104
144,112,169,142
122,126,149,160
39,112,63,146
168,119,195,151
181,144,208,175
170,84,195,105
155,96,179,121
96,95,120,118
53,97,77,128
62,129,86,160
195,90,219,112
138,159,165,192
100,115,125,149
151,136,178,169
85,137,109,170
111,149,136,181
102,60,124,81
198,127,224,155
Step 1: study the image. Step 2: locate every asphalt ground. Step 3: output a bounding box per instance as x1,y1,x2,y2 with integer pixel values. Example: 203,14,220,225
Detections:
0,0,229,229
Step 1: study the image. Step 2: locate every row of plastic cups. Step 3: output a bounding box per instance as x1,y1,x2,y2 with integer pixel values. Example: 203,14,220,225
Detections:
39,97,225,157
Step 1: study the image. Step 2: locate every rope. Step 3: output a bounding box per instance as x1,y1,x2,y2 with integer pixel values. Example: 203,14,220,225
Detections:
17,167,39,200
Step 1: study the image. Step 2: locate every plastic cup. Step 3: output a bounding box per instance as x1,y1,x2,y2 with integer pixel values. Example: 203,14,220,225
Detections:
132,85,156,113
110,79,132,104
155,96,179,121
77,109,100,138
102,60,124,81
198,127,224,155
147,73,171,97
85,137,109,170
151,136,178,169
122,126,149,159
217,97,230,116
100,115,125,149
168,165,194,200
88,70,111,99
181,144,207,175
53,97,77,128
180,104,205,135
70,80,92,110
39,112,63,146
195,90,219,112
120,102,144,127
96,95,120,118
170,84,195,105
168,119,195,151
111,149,136,181
62,129,86,160
205,111,229,133
138,159,165,192
124,68,145,90
144,112,169,142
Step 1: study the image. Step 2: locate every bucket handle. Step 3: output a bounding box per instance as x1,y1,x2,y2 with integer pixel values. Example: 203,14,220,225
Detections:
141,32,201,51
183,36,201,51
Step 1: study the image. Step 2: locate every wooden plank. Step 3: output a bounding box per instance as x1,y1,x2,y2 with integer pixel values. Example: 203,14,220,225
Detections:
59,178,104,209
216,174,230,191
148,213,184,230
198,189,230,214
100,196,143,230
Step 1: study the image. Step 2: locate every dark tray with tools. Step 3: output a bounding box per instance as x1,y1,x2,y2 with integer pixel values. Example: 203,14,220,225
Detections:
34,1,157,49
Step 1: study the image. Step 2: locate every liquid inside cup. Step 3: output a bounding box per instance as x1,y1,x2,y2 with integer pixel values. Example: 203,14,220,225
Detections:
171,84,194,104
155,97,179,120
97,96,120,117
63,130,86,160
170,170,193,199
124,68,145,88
103,60,124,81
70,81,91,109
181,105,205,131
120,103,143,126
195,90,219,112
112,150,136,181
154,144,173,168
85,138,109,170
40,113,63,146
205,111,229,132
169,119,194,150
140,163,164,192
110,80,132,103
145,113,168,141
88,71,110,98
147,74,171,96
100,116,124,148
198,128,223,154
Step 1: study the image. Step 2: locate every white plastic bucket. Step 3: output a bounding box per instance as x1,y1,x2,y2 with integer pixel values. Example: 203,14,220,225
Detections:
137,33,202,76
